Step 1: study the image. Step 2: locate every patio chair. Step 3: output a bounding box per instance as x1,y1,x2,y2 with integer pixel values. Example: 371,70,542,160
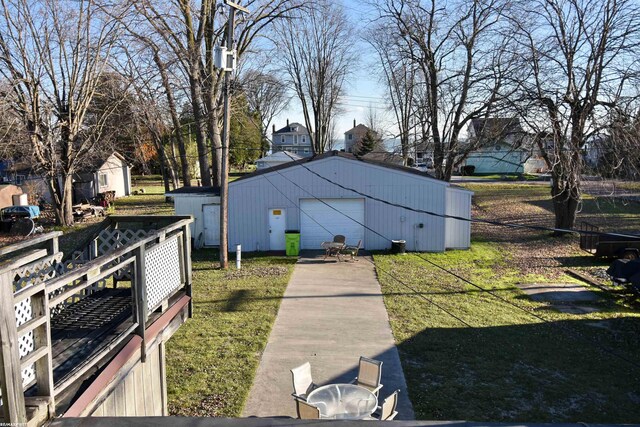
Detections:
368,389,400,420
322,235,346,261
290,362,317,401
350,356,383,396
295,398,322,419
341,239,362,261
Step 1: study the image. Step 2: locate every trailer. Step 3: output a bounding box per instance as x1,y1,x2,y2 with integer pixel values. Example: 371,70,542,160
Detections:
579,221,640,259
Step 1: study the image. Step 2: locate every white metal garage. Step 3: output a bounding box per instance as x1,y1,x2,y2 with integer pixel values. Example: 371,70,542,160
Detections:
227,151,473,252
299,198,365,249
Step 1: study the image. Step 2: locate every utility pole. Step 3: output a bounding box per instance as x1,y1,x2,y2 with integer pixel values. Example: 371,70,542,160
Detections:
219,0,249,269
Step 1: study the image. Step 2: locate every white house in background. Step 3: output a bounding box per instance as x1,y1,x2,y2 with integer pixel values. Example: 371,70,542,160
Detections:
165,186,220,248
271,120,313,157
256,151,303,170
73,152,132,202
228,151,473,252
463,118,528,174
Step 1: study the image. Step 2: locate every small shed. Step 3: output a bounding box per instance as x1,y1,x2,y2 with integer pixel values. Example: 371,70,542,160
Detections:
228,151,473,252
73,152,132,202
0,184,24,208
166,186,220,248
256,151,302,170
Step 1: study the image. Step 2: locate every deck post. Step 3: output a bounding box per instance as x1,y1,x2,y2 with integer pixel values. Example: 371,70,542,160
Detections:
32,287,55,417
46,234,59,255
182,220,193,318
0,271,27,423
134,245,148,362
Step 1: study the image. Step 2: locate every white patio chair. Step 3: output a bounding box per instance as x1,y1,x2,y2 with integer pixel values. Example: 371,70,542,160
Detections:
290,361,317,401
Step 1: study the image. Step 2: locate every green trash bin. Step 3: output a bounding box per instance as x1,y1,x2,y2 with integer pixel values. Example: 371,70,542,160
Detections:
285,230,300,256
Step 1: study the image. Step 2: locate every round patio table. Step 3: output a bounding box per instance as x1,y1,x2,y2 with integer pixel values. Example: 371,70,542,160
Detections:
307,383,377,420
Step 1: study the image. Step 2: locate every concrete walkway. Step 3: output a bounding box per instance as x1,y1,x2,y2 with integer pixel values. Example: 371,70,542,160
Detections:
242,253,415,420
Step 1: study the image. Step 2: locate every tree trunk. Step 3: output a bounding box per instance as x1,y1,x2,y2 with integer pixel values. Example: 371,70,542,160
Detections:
207,107,223,188
189,73,213,187
155,52,192,187
49,174,74,226
550,173,580,233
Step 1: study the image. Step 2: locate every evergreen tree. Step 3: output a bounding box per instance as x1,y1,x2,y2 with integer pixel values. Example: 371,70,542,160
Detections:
357,130,381,156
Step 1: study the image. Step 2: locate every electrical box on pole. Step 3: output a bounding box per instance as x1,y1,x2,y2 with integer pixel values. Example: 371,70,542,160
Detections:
214,46,237,71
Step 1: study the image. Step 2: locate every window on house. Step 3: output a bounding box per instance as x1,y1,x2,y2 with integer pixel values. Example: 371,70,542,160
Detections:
99,172,108,187
294,135,298,145
281,136,285,143
302,136,306,142
417,153,423,159
348,134,353,140
15,175,24,185
304,148,309,153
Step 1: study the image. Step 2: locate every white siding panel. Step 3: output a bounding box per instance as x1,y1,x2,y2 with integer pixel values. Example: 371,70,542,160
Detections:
98,154,129,198
229,156,467,252
445,187,472,249
172,195,220,245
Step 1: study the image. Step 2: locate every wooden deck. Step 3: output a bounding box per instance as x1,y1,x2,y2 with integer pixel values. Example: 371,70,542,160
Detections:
50,288,134,388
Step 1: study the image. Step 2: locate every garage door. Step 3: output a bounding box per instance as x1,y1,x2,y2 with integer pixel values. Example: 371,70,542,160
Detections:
300,198,365,249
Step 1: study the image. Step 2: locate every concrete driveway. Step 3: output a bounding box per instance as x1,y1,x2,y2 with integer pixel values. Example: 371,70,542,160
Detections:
241,252,415,420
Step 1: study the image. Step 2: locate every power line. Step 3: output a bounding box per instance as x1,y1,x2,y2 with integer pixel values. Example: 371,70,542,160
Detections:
266,161,640,373
265,169,472,327
279,151,640,240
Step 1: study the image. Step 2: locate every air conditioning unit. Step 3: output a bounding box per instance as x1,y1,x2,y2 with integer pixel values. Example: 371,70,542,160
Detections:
214,46,237,71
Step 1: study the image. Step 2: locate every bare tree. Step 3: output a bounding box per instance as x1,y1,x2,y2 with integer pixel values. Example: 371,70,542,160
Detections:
242,70,290,157
375,0,519,181
277,0,356,154
126,0,302,192
0,0,122,225
367,27,417,164
512,0,640,230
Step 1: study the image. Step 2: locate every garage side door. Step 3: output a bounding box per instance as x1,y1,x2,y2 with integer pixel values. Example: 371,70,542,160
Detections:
203,204,220,246
300,198,364,249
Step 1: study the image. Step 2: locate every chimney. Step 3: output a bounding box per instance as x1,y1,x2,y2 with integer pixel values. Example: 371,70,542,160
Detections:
287,118,289,127
353,119,356,128
272,124,276,134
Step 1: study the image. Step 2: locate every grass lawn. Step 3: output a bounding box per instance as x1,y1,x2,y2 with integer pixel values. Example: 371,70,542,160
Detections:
165,250,296,416
376,244,640,423
375,182,640,423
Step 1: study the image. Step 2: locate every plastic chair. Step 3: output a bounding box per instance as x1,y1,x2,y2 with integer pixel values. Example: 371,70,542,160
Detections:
369,389,400,420
290,362,317,401
351,356,383,396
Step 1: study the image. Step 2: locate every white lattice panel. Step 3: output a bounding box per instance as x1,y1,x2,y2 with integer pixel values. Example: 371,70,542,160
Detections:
145,236,182,312
14,298,35,387
98,229,153,256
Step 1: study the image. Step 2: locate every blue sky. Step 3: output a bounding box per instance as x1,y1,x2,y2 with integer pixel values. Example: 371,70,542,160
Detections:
271,0,394,145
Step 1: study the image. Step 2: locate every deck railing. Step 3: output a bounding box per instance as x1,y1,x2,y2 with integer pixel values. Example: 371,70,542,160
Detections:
0,216,193,425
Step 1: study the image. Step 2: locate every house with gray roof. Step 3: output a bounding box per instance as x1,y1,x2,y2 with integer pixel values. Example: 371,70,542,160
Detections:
271,120,313,157
462,118,529,174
